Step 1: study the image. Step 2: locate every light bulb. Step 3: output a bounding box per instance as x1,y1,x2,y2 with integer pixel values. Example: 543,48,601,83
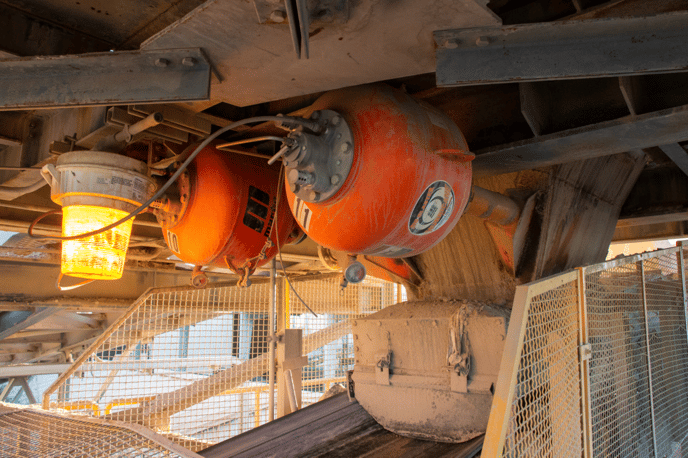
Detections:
61,205,133,280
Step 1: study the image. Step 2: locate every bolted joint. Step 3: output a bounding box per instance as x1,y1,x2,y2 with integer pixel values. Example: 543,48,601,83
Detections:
288,169,315,186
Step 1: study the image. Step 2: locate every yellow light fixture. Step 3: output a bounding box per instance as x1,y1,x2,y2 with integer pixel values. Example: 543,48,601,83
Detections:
61,205,133,280
42,151,156,282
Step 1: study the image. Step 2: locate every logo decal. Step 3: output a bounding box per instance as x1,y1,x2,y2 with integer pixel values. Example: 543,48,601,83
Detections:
408,181,455,236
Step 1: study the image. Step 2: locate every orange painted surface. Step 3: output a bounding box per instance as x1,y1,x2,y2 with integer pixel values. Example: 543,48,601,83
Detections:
286,84,473,258
162,143,296,273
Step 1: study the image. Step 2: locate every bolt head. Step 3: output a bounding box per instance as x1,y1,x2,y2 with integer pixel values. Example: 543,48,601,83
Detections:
269,10,286,22
155,58,170,68
331,115,341,126
442,39,458,49
335,159,342,166
476,36,490,47
308,190,320,201
287,168,300,184
182,57,197,67
318,8,334,22
331,174,341,185
290,183,300,193
340,142,351,154
310,111,321,120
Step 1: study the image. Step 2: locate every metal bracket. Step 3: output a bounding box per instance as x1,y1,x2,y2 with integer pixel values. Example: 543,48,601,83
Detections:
579,343,592,362
253,0,349,59
451,369,468,394
449,310,471,393
281,355,309,371
375,351,391,386
347,369,355,400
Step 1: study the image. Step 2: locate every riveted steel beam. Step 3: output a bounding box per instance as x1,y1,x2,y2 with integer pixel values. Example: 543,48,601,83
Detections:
435,11,688,87
0,48,210,110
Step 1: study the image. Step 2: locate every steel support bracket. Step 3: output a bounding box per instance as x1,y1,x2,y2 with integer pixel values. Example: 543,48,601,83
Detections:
0,48,211,110
375,351,391,386
578,343,592,362
435,11,688,86
450,370,469,394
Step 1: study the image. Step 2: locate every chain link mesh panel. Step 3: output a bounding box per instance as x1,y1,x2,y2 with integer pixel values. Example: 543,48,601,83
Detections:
500,277,583,458
286,277,399,408
585,262,654,457
43,281,276,452
0,403,199,457
643,253,688,457
487,247,688,458
39,276,399,453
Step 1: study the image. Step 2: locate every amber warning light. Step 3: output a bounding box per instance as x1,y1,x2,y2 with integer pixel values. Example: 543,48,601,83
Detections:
40,151,156,286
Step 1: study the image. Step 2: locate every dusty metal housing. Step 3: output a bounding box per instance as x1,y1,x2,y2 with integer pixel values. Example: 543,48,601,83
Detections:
352,300,509,443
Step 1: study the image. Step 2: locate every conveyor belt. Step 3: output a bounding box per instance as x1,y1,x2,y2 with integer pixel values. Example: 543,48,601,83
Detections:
199,393,483,458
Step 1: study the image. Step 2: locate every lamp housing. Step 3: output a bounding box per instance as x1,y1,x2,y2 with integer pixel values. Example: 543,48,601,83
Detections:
42,151,156,280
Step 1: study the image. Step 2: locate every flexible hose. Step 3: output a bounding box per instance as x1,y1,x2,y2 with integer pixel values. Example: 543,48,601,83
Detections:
28,115,318,241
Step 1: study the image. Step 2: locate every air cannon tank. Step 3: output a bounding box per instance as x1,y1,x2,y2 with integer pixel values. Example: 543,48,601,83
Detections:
156,143,298,282
283,84,473,258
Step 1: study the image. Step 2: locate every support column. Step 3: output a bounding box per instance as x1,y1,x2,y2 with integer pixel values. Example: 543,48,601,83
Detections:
276,329,307,418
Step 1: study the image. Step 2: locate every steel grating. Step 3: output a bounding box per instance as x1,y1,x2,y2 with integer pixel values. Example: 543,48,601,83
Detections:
0,403,200,457
486,246,688,457
36,276,399,453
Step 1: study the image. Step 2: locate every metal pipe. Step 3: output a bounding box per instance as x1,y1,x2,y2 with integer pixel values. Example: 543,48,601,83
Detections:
0,201,161,228
268,258,276,422
285,369,299,412
216,136,289,150
0,166,40,171
639,260,660,457
465,186,521,226
95,112,164,152
0,179,48,200
114,112,164,142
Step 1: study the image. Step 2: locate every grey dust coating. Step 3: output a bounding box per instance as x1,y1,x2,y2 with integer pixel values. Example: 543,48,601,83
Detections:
435,11,688,86
0,48,210,110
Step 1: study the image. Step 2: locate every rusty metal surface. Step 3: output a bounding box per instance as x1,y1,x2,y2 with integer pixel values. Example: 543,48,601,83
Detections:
435,11,688,87
142,0,499,107
0,48,210,109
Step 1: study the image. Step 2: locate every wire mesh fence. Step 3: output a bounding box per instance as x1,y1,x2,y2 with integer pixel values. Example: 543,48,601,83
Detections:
487,272,583,458
585,262,654,457
286,277,398,408
643,253,688,457
485,246,688,458
0,403,200,457
38,275,400,453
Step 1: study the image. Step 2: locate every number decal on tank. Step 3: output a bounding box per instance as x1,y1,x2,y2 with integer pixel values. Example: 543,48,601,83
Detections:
293,196,313,232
